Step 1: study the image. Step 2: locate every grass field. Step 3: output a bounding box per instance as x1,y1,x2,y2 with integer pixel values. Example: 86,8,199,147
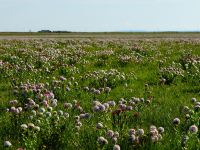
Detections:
0,33,199,149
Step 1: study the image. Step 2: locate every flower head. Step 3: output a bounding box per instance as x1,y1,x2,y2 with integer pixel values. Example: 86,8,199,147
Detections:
4,141,12,147
113,144,120,150
189,125,198,134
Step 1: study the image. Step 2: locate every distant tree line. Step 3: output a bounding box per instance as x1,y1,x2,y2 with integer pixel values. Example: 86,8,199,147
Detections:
38,30,71,33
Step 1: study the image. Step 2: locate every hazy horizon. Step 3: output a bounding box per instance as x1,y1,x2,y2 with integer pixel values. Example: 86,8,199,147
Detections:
1,0,200,32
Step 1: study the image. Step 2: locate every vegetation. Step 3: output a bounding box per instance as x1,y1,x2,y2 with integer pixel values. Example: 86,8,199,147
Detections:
0,37,199,149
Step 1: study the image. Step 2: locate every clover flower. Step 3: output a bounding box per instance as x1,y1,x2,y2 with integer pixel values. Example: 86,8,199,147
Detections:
105,87,111,93
97,136,108,145
191,98,197,103
21,124,28,130
28,123,35,129
189,125,198,134
137,129,144,137
96,123,104,129
113,144,120,150
129,135,136,143
34,126,40,131
4,141,12,147
158,127,165,134
129,129,136,136
106,130,114,138
64,102,72,109
173,118,180,125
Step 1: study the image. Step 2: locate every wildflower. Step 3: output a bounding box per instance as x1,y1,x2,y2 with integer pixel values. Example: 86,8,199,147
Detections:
194,105,200,111
119,104,126,110
31,110,37,116
39,107,45,113
114,131,119,138
183,106,190,113
191,98,197,103
113,144,120,150
99,104,106,112
4,141,12,147
64,112,69,118
66,87,70,91
137,129,144,137
58,110,63,116
173,118,180,125
21,124,28,130
47,106,53,112
45,112,52,117
151,135,159,143
129,129,136,136
96,123,103,129
150,125,157,131
28,123,35,129
64,103,72,109
189,125,198,134
108,101,116,107
51,101,57,107
97,136,108,145
185,114,190,119
105,87,111,93
103,103,109,109
106,130,114,138
34,126,40,131
112,137,118,143
129,135,136,143
83,86,89,91
17,107,23,112
126,106,133,111
10,106,16,112
60,76,66,81
94,89,101,95
80,113,90,119
158,127,165,134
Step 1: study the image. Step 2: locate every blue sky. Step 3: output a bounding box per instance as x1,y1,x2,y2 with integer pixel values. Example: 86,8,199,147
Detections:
0,0,200,32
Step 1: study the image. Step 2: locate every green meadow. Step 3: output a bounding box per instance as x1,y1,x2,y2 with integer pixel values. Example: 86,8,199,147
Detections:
0,33,199,149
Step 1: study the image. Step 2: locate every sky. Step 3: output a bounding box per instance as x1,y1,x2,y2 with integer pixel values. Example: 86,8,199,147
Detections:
0,0,200,32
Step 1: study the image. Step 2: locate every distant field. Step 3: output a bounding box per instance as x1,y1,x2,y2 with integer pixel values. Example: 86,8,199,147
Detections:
0,32,200,40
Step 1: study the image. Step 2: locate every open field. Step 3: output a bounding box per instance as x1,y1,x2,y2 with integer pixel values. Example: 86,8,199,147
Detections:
0,32,200,40
0,33,199,149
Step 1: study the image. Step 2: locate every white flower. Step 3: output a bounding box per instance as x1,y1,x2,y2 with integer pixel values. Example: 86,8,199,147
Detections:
31,110,37,116
39,107,45,113
4,141,12,147
106,130,114,138
108,101,116,107
58,110,63,116
64,103,72,109
129,135,136,142
158,127,164,134
173,118,180,125
129,129,136,136
114,131,119,138
97,136,108,145
113,144,120,150
105,87,111,93
96,123,103,129
191,98,197,103
34,126,40,131
21,124,28,130
45,112,52,117
189,125,198,134
137,129,144,136
64,112,69,118
28,123,35,129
